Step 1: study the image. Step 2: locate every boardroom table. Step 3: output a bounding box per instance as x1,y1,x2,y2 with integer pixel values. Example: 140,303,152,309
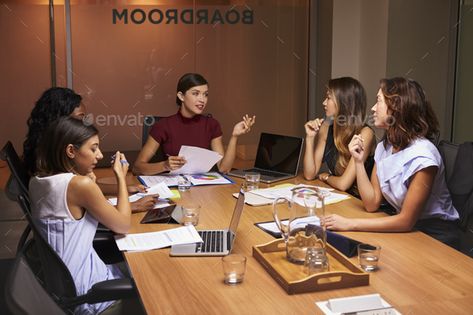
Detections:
100,171,473,315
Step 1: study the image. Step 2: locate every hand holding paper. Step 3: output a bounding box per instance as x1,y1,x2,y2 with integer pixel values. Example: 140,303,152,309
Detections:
169,145,222,174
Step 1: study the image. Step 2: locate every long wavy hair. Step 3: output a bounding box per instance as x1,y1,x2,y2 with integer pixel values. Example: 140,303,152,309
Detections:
329,77,367,175
23,87,82,175
380,77,439,150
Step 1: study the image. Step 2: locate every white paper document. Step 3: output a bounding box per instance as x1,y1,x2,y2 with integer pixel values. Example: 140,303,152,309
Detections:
138,175,181,187
169,145,222,174
315,294,400,315
114,225,203,251
249,184,349,206
108,182,174,206
141,182,174,198
256,216,320,236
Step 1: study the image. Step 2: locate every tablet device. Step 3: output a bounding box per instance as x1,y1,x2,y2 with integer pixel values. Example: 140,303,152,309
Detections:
140,204,177,224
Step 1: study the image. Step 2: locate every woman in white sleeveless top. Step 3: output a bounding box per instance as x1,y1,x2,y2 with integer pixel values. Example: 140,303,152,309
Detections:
29,117,132,314
324,78,460,248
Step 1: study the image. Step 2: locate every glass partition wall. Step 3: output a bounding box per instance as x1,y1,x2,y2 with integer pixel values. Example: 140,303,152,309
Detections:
0,0,309,158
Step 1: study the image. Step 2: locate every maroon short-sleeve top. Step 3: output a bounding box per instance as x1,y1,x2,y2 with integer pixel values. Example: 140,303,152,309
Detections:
149,111,223,156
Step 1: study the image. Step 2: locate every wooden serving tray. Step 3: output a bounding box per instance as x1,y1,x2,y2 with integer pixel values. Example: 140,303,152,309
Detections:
252,238,369,294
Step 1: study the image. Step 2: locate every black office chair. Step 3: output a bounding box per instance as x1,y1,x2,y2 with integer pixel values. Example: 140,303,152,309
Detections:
0,141,30,197
16,194,138,313
437,140,459,183
0,141,32,253
4,240,67,315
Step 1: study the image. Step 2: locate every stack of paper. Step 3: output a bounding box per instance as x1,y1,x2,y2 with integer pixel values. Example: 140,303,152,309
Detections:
138,172,232,188
108,182,174,208
114,225,203,251
316,294,400,314
249,184,350,206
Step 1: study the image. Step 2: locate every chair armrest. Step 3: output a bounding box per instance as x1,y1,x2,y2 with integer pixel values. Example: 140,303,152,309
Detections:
65,279,137,307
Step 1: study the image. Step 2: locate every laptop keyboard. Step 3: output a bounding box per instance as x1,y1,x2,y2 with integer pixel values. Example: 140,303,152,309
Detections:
196,230,224,253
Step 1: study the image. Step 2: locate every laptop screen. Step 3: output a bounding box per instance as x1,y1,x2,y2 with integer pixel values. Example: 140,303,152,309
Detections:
228,190,245,234
254,132,303,175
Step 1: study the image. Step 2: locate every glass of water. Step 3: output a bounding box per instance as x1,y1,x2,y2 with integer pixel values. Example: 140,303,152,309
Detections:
178,175,191,192
222,254,247,284
180,203,201,226
304,247,329,275
244,172,260,191
358,243,381,272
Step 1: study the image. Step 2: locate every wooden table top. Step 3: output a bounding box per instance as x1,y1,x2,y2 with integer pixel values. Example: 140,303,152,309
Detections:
120,175,473,315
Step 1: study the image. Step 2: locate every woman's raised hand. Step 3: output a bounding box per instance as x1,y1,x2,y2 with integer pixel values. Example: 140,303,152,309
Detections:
232,114,256,136
304,118,324,137
164,156,186,171
112,151,129,179
348,134,365,162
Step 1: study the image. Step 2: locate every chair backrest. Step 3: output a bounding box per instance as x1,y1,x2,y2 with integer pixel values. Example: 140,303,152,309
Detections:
17,194,78,309
142,115,166,162
142,115,160,146
437,140,460,183
4,243,66,315
0,141,30,196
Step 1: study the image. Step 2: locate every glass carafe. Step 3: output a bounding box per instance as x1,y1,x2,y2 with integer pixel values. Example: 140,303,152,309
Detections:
272,186,326,264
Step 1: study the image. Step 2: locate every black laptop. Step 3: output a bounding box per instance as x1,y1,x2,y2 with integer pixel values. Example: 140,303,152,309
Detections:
228,132,304,183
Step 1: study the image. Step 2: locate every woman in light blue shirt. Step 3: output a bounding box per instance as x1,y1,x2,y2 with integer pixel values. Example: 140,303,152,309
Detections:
325,77,460,248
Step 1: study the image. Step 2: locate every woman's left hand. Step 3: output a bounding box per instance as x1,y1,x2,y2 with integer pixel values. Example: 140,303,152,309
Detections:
127,184,147,194
318,172,331,182
232,114,256,136
324,214,354,231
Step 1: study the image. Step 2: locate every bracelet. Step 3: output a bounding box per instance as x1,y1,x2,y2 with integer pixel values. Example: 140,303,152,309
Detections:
324,174,331,182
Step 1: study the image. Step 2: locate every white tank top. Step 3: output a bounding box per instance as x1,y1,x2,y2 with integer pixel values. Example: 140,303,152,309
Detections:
29,173,123,315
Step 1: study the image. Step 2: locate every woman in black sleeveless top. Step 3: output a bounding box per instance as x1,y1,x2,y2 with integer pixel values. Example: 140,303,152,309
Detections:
303,77,375,197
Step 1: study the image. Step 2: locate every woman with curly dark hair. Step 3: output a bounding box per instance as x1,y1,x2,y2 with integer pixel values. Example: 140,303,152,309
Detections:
22,87,157,212
325,78,460,248
23,87,85,175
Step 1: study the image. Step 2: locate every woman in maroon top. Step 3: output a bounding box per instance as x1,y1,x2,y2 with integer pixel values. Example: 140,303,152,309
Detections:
133,73,256,175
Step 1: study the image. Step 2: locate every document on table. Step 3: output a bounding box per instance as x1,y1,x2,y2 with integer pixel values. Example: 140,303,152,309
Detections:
138,175,181,187
315,293,400,315
250,184,349,206
108,182,174,207
139,172,233,188
169,145,222,174
256,216,320,237
114,225,203,251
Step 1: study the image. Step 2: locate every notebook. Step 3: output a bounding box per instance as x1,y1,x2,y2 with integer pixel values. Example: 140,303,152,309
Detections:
228,132,304,183
169,189,245,256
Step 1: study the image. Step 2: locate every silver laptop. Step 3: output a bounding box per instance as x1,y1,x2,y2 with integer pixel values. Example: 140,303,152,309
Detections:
228,132,304,183
170,189,245,256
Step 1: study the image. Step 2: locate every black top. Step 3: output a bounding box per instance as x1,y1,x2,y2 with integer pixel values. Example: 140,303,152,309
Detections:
322,125,374,197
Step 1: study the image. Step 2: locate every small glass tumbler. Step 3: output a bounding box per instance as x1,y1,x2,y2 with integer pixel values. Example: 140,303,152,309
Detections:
244,172,260,191
180,203,201,226
358,243,381,272
304,247,329,275
178,175,191,192
222,254,247,284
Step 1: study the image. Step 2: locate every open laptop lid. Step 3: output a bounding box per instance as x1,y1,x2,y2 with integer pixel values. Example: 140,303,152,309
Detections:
253,132,304,175
228,189,246,239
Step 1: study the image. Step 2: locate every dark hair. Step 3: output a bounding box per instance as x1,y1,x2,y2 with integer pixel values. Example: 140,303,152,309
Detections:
380,77,439,150
36,117,98,176
23,87,83,175
328,77,367,174
176,73,208,106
